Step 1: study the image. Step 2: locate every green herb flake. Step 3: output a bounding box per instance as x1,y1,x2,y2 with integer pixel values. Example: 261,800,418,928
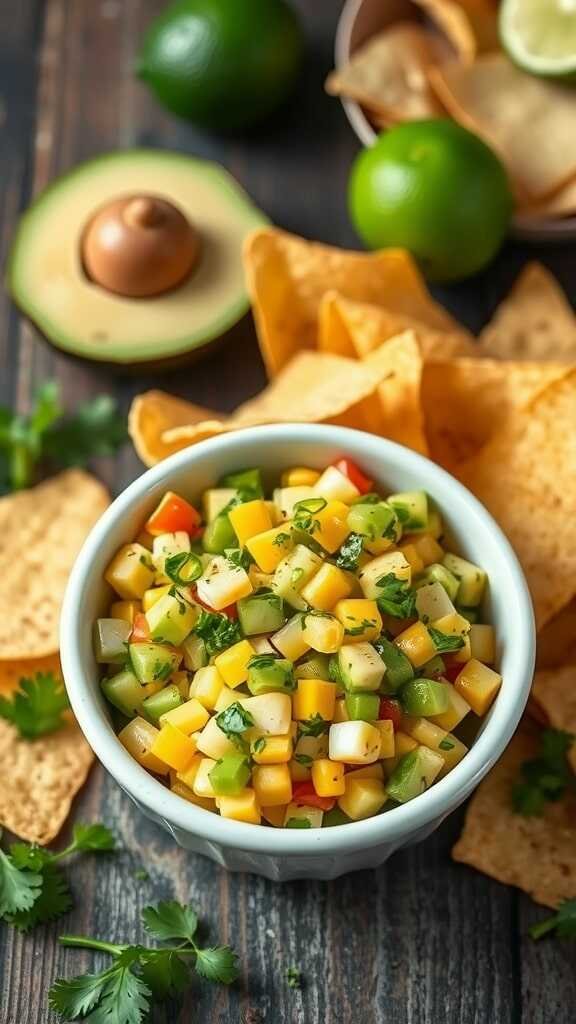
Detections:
335,532,364,571
216,702,255,738
297,714,329,738
428,627,465,654
375,573,416,619
438,738,455,751
0,672,70,740
285,818,312,829
286,966,302,988
529,899,576,942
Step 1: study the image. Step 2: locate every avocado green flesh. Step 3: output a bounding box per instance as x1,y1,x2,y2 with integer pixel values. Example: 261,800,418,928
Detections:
8,149,268,364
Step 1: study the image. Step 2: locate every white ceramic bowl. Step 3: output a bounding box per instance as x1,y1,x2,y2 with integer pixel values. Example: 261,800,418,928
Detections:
336,0,576,241
61,424,535,881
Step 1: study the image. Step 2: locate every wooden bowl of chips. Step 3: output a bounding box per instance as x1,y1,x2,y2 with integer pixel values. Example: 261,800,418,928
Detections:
333,0,576,241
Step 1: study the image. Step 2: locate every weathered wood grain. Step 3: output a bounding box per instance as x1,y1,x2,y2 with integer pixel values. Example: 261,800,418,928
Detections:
1,1,575,1021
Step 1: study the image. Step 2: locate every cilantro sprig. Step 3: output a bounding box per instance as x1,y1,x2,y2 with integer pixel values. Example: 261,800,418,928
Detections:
192,610,242,657
512,729,575,817
0,823,115,931
375,573,416,619
529,900,576,941
49,900,239,1023
428,627,465,654
0,671,70,739
335,532,364,572
0,381,126,493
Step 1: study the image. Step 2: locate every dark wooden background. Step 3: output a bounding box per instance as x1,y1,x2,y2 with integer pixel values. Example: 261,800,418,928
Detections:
1,1,575,1020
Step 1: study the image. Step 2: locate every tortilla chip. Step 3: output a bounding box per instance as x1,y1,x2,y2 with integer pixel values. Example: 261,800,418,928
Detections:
0,654,61,697
325,23,443,121
537,600,576,671
318,292,474,361
243,228,465,375
0,470,109,659
416,0,499,60
478,263,576,361
453,720,576,908
430,54,576,202
456,369,576,629
0,716,94,844
129,390,217,466
422,356,568,470
365,332,428,454
532,666,576,774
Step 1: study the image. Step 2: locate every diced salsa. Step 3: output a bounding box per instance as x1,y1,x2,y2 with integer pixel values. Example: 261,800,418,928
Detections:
96,459,502,828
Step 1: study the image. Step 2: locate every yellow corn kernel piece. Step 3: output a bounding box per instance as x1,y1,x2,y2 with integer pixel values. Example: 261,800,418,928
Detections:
430,684,471,732
411,534,444,567
189,666,224,710
118,717,169,775
214,639,255,688
455,659,502,716
193,757,218,798
261,804,288,827
394,621,436,667
302,613,345,654
160,698,210,735
170,779,216,812
373,719,395,759
283,803,324,828
334,697,349,723
150,722,197,772
228,499,273,546
281,467,321,487
469,624,496,664
218,788,261,824
301,563,352,612
246,524,294,573
195,716,238,759
293,679,337,722
142,585,172,613
311,758,345,797
312,501,351,553
333,599,382,643
105,543,155,599
272,615,310,661
252,764,293,807
397,542,424,575
251,734,293,764
213,686,241,712
110,600,140,624
338,778,388,821
345,763,385,781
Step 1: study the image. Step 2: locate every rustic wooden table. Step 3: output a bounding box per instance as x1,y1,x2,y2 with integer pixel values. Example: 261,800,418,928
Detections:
1,1,575,1021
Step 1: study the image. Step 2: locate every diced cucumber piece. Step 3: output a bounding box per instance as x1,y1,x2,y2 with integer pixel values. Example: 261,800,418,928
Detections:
374,638,414,691
130,643,181,684
400,678,450,716
442,553,487,607
337,642,385,692
322,806,351,827
328,654,344,686
386,746,443,803
101,669,147,718
346,502,400,543
182,633,208,671
419,563,460,602
419,654,445,678
247,656,295,695
209,753,251,796
93,618,131,664
456,605,481,624
237,592,286,635
219,468,263,497
271,544,323,610
345,693,380,721
294,654,331,680
415,581,456,624
388,491,428,532
142,683,182,725
146,592,198,646
202,512,237,554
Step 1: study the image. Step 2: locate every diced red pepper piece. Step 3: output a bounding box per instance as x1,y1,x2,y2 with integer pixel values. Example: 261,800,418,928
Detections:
130,613,150,643
145,491,202,537
442,661,463,683
292,781,336,812
378,697,402,730
332,457,373,495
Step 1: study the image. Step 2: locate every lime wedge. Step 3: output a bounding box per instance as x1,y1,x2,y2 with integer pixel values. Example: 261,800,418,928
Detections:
500,0,576,80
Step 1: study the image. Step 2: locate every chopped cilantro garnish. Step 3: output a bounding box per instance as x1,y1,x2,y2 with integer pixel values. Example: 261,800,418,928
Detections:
375,573,416,619
252,737,267,755
272,531,293,547
336,532,364,571
344,617,376,636
294,754,313,765
438,738,455,751
428,627,465,653
192,611,242,657
0,672,69,739
215,702,254,739
298,714,329,738
293,497,326,534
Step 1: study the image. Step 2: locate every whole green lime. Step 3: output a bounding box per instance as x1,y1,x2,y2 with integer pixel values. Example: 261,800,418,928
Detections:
348,119,513,282
137,0,303,133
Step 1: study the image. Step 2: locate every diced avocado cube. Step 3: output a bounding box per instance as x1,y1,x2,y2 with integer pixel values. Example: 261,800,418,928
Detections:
94,618,131,664
142,683,183,725
419,654,445,678
374,638,414,692
400,678,450,716
337,643,385,692
129,643,181,684
247,656,295,695
294,654,331,680
145,592,198,646
388,491,428,532
345,693,380,721
322,806,351,827
101,669,147,718
442,553,487,607
419,563,460,602
202,512,237,555
209,753,251,796
237,592,286,635
182,633,208,671
386,746,444,802
219,468,263,497
346,502,400,543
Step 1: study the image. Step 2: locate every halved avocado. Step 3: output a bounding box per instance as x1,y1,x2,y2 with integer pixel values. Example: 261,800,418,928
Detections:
8,149,268,364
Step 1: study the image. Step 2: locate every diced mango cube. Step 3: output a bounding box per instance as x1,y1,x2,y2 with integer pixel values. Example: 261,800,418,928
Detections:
214,639,255,688
411,534,444,567
189,666,224,710
118,717,169,775
300,563,352,611
150,722,197,772
345,763,385,781
455,659,502,716
430,684,471,732
246,524,294,572
469,624,496,664
176,754,202,790
293,679,337,722
195,716,238,759
338,778,388,820
228,499,273,545
218,788,261,824
302,612,345,653
196,556,253,610
142,585,171,612
170,779,216,812
398,542,424,575
311,758,345,797
271,615,310,661
252,764,293,806
105,543,155,599
333,599,382,643
193,757,218,798
261,804,288,827
250,734,293,764
110,600,140,624
312,500,351,553
393,621,436,667
373,719,395,759
159,698,209,734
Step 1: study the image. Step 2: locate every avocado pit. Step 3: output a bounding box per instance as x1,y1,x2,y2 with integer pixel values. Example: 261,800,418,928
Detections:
81,194,200,298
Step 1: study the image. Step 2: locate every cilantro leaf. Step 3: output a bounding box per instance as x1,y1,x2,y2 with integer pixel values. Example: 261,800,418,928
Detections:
71,823,116,853
142,900,198,943
139,950,189,999
297,713,329,738
50,951,151,1024
375,574,416,619
335,532,364,572
193,610,243,657
512,729,574,817
7,859,72,932
194,946,239,984
0,671,69,739
428,627,465,654
0,847,42,917
530,899,576,941
216,702,255,739
43,394,126,467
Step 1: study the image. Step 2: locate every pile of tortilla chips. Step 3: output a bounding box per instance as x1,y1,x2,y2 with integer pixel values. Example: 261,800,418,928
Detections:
130,226,576,907
0,469,109,843
325,0,576,225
